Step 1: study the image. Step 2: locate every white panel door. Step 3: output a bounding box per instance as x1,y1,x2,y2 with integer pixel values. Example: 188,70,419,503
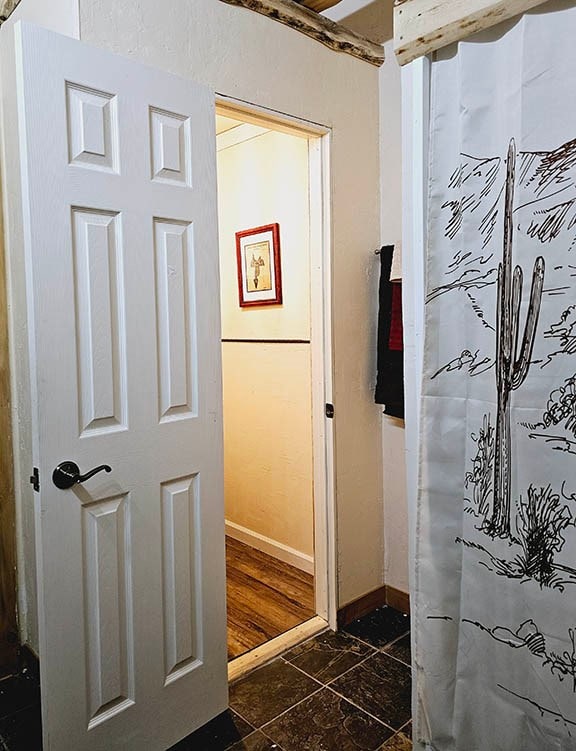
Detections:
15,22,227,750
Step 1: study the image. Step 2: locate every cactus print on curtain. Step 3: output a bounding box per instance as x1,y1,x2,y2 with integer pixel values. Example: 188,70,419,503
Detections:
415,3,576,749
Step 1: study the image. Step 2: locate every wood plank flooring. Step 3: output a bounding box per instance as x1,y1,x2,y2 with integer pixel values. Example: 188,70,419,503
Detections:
226,536,315,660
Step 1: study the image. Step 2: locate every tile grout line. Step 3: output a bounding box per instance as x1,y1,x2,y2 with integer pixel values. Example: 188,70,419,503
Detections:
278,625,337,661
322,651,377,684
382,651,411,669
345,625,411,653
230,624,412,747
325,683,398,735
382,630,411,651
258,684,325,730
280,649,377,687
380,629,411,666
327,651,411,733
257,684,394,751
228,705,258,731
339,630,399,653
399,718,413,735
324,643,410,689
244,728,288,751
258,724,290,751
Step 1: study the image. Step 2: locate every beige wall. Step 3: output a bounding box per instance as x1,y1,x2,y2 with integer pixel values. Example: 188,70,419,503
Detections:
327,0,410,595
218,130,314,563
80,0,383,608
379,38,409,594
222,343,314,559
219,131,311,341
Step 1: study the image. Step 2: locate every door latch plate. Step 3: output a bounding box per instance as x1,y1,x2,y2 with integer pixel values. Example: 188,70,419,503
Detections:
30,467,40,492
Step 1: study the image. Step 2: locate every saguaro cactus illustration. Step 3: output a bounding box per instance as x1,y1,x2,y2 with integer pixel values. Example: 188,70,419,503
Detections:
486,140,546,539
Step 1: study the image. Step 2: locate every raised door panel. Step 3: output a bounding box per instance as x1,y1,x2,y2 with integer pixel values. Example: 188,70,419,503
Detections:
82,494,134,727
154,219,198,422
66,82,119,173
150,107,192,187
161,475,201,683
72,208,127,436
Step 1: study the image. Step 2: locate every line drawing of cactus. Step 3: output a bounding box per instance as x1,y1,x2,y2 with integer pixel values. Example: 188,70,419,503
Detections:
485,139,546,539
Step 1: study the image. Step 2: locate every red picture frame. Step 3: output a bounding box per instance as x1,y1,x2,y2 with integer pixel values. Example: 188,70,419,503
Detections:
235,223,283,308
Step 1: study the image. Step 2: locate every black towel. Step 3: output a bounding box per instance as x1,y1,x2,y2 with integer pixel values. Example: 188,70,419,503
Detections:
375,245,405,419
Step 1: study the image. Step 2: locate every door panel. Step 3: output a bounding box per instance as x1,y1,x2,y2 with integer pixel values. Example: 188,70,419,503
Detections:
15,22,227,750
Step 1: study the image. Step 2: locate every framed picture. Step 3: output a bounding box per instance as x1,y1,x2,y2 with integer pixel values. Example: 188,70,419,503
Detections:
235,223,282,307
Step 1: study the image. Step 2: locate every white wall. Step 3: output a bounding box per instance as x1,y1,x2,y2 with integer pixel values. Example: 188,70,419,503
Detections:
218,129,314,568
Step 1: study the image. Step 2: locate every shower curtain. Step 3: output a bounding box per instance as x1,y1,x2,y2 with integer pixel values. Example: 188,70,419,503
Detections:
416,3,576,749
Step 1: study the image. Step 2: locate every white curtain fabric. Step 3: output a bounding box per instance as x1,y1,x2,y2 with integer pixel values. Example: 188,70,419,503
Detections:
416,4,576,749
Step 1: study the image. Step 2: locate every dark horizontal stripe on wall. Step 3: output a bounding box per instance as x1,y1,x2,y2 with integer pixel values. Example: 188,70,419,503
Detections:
221,338,311,344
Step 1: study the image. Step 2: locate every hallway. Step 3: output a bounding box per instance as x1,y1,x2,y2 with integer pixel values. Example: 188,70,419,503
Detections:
226,537,315,659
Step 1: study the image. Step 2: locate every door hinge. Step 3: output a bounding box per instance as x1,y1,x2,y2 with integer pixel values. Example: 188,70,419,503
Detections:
325,403,334,419
30,467,39,492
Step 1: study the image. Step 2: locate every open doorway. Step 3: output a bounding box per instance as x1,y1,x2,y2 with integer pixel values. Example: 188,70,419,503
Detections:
215,104,334,667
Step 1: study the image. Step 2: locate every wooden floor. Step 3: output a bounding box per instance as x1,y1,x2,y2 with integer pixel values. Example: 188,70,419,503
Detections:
226,536,315,660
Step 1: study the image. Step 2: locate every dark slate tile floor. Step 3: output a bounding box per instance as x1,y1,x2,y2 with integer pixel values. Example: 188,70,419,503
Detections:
0,606,411,751
0,670,42,751
343,606,410,649
182,605,412,751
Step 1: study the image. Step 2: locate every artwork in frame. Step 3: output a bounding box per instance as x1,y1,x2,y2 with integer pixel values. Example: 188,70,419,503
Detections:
235,223,283,307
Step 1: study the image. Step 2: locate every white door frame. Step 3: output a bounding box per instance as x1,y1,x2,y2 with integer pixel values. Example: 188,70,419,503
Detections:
215,93,337,632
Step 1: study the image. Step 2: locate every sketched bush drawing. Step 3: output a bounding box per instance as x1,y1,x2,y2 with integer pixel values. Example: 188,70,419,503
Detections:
543,374,576,436
514,485,575,587
465,413,495,519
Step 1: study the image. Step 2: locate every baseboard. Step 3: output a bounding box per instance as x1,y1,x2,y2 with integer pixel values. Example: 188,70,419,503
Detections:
385,584,410,616
337,584,410,628
18,643,39,681
337,585,387,628
225,520,314,575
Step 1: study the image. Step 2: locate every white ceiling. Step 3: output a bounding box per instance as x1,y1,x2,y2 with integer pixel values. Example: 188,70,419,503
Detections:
322,0,372,22
215,114,244,135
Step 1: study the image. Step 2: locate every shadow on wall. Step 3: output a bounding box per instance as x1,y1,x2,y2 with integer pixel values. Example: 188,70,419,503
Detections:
336,0,394,45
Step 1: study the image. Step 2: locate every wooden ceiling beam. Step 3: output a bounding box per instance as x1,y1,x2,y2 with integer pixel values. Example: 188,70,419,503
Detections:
298,0,343,11
0,0,21,21
220,0,385,66
394,0,551,65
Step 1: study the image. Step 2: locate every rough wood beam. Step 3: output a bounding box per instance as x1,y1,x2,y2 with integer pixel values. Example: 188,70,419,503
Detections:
220,0,385,66
394,0,551,65
0,0,21,22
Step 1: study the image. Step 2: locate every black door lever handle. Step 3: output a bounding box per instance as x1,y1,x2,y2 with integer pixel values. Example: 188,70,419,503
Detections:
52,461,112,490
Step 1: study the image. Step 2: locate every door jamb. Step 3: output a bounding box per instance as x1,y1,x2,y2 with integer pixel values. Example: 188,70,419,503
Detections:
215,93,337,632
